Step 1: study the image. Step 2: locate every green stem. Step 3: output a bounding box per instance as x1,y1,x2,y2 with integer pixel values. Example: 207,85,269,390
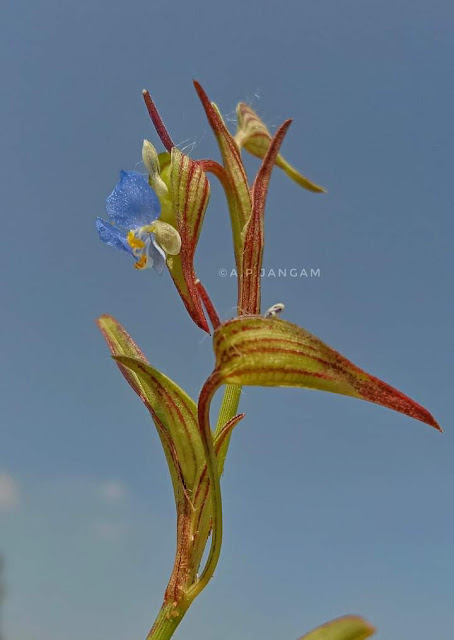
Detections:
214,384,242,475
146,601,188,640
215,384,242,436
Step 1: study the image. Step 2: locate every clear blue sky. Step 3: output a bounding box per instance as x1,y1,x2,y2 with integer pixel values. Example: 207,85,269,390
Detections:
1,1,453,639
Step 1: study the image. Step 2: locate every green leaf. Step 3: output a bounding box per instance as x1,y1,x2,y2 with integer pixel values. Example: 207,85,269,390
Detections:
115,354,206,494
211,315,440,430
98,315,244,601
298,616,375,640
235,102,326,193
239,120,292,314
97,315,205,500
97,313,148,395
196,313,439,598
193,80,252,267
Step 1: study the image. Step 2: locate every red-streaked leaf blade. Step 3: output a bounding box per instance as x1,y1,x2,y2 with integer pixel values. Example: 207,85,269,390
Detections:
97,314,149,401
113,348,210,603
97,315,206,498
212,316,440,430
193,81,252,265
115,354,206,492
97,315,232,604
239,120,292,315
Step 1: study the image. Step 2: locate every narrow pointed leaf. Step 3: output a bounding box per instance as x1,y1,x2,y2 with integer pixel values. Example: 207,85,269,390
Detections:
235,103,325,193
211,316,440,430
193,81,252,265
97,315,205,501
115,354,206,494
142,89,175,152
116,357,244,584
112,347,211,602
166,147,211,333
298,616,375,640
97,314,148,398
239,120,292,315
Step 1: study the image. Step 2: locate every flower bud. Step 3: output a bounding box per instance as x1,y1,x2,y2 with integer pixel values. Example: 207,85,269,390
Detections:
142,139,169,199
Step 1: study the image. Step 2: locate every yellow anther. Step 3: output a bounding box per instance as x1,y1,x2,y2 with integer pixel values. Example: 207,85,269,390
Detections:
134,255,148,270
127,230,145,250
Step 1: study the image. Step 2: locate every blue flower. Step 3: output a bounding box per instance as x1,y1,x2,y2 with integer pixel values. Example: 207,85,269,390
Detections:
96,170,166,274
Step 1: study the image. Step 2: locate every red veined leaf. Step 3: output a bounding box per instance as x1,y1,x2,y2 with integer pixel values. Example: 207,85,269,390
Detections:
210,316,440,430
239,120,292,315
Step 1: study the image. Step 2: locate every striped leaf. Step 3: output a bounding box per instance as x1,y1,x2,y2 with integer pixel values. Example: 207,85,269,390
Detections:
210,316,440,430
235,103,325,193
97,314,205,501
165,147,211,333
97,314,244,600
196,313,439,608
193,81,252,267
298,616,375,640
239,120,292,315
171,147,210,249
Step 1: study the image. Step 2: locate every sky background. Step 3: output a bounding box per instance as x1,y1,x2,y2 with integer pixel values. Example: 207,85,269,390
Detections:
1,1,453,639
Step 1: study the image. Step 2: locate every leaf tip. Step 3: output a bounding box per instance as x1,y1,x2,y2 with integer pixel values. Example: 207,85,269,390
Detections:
355,375,441,432
96,313,114,332
193,79,203,95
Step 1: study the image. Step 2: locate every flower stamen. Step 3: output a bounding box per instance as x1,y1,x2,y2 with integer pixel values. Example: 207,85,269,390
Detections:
134,254,148,270
127,230,146,250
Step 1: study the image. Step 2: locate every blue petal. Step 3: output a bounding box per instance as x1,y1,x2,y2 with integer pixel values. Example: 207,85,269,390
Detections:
96,217,132,255
148,236,166,275
105,171,161,228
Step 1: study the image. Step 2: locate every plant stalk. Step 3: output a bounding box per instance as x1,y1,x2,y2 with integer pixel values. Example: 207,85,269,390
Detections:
145,600,189,640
